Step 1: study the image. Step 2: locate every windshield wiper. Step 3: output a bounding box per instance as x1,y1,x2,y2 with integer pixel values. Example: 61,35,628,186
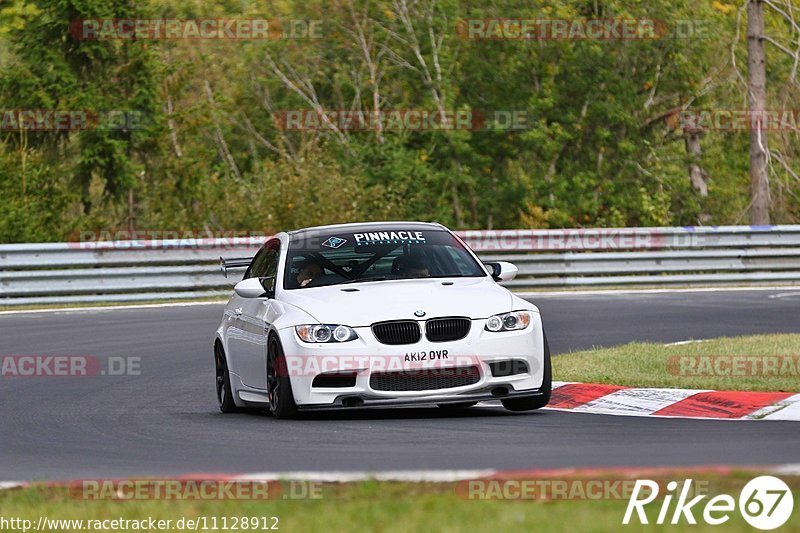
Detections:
341,275,400,284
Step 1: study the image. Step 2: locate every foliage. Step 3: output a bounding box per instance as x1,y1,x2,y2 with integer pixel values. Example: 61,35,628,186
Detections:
0,0,798,242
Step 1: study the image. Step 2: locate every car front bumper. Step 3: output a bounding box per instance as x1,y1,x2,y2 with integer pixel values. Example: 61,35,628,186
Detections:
296,385,547,410
276,313,546,407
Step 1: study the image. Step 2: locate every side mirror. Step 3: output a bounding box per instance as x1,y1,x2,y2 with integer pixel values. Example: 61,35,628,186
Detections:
234,277,275,298
485,261,518,282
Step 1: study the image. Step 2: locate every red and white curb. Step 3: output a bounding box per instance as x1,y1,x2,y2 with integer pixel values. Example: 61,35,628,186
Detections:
537,381,800,420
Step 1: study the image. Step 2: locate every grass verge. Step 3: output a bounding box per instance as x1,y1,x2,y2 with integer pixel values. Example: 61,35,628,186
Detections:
554,333,800,391
1,472,798,533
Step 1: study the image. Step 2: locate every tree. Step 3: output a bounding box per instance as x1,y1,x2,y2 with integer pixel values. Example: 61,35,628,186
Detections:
747,0,770,224
0,0,163,224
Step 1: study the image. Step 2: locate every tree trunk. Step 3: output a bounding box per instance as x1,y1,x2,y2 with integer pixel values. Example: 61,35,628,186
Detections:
747,0,770,224
128,188,135,232
685,131,708,197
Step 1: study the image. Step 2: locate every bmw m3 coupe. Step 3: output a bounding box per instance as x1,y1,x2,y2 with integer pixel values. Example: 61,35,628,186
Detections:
214,221,551,418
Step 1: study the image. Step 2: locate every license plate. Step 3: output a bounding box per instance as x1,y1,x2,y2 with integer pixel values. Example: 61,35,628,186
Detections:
404,349,449,362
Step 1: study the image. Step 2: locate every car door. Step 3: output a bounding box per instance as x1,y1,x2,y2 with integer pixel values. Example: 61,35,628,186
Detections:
228,239,280,390
224,246,265,384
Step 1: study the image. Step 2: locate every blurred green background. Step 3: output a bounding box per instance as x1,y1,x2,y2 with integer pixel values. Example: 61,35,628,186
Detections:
1,0,798,242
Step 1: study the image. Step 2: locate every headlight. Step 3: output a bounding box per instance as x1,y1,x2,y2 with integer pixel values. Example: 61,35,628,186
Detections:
484,311,531,332
295,324,358,343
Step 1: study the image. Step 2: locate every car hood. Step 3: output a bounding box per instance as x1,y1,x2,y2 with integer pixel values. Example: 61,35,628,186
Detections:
278,277,514,326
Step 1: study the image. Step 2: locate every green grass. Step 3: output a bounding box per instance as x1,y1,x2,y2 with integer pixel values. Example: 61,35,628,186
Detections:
1,474,798,533
554,333,800,392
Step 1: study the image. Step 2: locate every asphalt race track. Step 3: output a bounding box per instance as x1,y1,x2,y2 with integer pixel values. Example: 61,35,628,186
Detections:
1,288,799,481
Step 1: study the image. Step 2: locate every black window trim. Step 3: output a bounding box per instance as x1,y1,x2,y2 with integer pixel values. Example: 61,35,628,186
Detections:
244,238,281,281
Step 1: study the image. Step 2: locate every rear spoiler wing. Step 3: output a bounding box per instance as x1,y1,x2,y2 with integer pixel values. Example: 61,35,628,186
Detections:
219,256,253,278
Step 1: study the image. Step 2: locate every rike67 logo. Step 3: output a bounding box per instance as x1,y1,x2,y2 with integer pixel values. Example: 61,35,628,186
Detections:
623,476,794,530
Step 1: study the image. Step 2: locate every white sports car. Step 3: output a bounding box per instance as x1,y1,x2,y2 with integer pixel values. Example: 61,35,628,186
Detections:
214,221,551,418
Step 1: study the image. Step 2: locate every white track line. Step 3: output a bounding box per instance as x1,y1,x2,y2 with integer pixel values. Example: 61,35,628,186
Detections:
518,286,800,297
664,339,711,346
1,285,795,315
234,470,497,483
770,464,800,475
4,464,800,488
232,465,800,482
0,300,226,316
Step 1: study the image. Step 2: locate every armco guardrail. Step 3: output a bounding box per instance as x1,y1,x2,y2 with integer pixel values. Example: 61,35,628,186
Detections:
2,226,800,306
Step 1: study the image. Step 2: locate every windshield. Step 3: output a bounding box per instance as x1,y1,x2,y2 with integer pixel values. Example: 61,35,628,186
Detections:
283,228,487,289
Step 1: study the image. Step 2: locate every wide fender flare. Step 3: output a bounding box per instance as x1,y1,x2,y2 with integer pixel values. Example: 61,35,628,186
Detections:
267,301,318,341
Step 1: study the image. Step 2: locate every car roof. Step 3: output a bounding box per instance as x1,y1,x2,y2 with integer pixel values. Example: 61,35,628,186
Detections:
287,221,447,237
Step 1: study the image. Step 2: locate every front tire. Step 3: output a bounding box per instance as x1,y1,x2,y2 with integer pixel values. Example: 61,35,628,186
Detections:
501,331,552,412
267,336,298,419
215,343,239,413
